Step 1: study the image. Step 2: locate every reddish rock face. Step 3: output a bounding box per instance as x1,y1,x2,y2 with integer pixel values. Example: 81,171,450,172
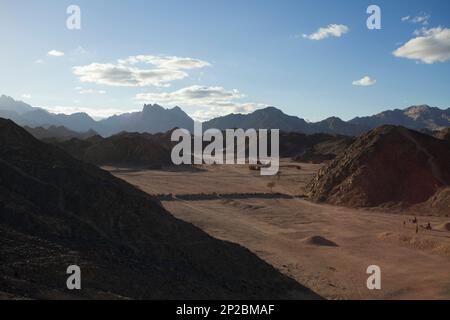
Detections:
307,125,450,214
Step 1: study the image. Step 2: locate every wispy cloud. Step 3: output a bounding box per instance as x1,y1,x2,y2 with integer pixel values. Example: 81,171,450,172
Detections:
393,27,450,64
401,13,430,25
118,55,211,69
47,50,65,57
136,85,242,103
352,76,376,86
136,85,265,121
74,87,106,95
401,16,411,22
73,55,210,87
302,24,349,40
21,94,31,99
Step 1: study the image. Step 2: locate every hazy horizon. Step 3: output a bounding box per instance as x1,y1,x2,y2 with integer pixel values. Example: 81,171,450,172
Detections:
2,93,449,123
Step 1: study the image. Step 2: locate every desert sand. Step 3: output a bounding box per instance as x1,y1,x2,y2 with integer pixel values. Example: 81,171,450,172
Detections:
109,159,450,300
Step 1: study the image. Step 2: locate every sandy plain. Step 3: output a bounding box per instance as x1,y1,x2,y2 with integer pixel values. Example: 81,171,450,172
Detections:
108,159,450,300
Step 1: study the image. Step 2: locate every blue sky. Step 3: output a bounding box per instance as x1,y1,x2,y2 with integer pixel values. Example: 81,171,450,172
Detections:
1,0,449,121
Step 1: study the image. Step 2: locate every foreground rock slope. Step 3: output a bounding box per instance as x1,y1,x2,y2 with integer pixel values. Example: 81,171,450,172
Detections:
0,118,319,299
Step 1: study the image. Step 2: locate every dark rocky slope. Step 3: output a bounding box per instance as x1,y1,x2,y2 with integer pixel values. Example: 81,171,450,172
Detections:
0,118,319,299
54,131,174,169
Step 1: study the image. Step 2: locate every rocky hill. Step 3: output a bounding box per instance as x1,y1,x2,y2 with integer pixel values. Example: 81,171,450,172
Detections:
307,126,450,215
24,125,98,141
55,131,174,169
278,132,354,161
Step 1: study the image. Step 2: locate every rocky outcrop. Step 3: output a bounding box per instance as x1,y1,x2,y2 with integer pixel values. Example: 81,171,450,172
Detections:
307,126,450,215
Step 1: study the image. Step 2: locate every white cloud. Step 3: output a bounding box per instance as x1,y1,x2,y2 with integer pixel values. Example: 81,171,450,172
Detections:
352,76,376,86
401,16,411,22
412,13,430,25
47,50,65,57
71,46,89,56
73,55,210,87
393,27,450,64
35,59,44,64
118,55,211,69
73,63,187,87
22,94,31,99
135,85,265,121
136,85,242,103
302,24,349,40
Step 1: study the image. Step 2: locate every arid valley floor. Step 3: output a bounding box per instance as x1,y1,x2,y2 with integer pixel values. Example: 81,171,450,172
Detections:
109,160,450,300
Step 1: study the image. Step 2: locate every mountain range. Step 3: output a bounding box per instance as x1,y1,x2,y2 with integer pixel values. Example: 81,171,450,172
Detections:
1,94,449,137
203,107,370,135
24,125,98,141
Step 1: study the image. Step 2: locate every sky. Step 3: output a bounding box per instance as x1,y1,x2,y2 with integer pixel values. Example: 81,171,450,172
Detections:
0,0,449,121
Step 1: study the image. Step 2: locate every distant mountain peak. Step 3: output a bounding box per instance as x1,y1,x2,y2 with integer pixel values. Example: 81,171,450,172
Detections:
405,104,431,110
171,106,189,115
143,103,165,112
0,94,14,101
0,94,34,114
256,106,284,114
323,116,344,122
404,104,433,120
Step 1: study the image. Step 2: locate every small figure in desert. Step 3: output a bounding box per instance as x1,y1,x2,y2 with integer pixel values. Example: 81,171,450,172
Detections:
416,224,419,234
267,182,276,193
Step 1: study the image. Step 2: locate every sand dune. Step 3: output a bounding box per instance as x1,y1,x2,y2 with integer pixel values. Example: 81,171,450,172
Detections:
435,222,450,232
301,235,339,247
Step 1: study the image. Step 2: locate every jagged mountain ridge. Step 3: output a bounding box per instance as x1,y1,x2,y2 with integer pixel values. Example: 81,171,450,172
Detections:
1,95,449,136
97,104,194,136
349,105,450,131
203,105,450,135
